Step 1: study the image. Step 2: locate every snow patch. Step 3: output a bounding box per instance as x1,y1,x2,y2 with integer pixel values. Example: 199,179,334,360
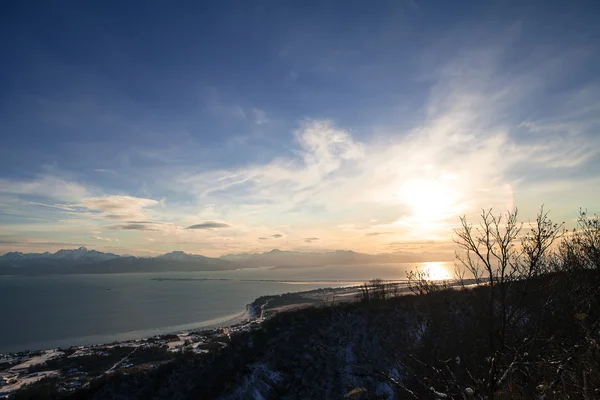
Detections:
222,363,282,400
0,370,59,397
9,350,64,371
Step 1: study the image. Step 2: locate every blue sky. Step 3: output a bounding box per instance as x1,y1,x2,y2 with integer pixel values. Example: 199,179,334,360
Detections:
1,0,599,256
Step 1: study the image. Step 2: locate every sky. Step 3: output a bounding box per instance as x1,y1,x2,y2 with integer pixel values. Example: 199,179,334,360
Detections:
1,0,599,257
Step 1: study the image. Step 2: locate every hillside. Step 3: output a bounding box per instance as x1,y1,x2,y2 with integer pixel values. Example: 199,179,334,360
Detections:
11,269,600,400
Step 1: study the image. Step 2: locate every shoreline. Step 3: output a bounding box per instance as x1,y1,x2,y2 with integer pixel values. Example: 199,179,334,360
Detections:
0,284,407,397
0,310,252,356
0,306,260,397
1,284,367,356
1,281,370,355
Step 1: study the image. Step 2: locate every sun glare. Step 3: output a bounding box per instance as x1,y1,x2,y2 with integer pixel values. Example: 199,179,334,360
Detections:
422,262,451,280
398,177,462,234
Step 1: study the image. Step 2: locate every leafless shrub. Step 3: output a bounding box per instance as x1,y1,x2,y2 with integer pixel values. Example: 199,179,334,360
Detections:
358,278,394,302
557,209,600,271
406,269,449,296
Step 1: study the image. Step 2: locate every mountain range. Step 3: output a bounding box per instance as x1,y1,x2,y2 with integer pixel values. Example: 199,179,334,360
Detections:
0,247,452,275
219,248,452,268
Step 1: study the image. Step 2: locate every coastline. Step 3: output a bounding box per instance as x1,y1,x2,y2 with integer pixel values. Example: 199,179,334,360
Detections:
1,284,365,355
1,281,366,355
0,310,251,356
0,307,256,397
0,285,367,397
1,270,386,356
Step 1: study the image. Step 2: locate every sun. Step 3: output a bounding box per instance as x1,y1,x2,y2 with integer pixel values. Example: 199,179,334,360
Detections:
398,177,461,233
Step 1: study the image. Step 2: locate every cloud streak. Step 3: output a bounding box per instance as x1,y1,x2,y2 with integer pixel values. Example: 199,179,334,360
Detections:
77,196,159,221
109,221,163,231
304,237,320,243
185,222,231,230
91,236,119,242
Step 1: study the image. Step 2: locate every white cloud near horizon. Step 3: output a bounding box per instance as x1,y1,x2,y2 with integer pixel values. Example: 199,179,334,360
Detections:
77,196,160,221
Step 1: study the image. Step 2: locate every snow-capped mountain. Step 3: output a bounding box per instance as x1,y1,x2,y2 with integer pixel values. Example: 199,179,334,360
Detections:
0,248,234,274
53,247,119,262
0,247,452,276
0,247,120,262
0,251,51,261
218,249,453,268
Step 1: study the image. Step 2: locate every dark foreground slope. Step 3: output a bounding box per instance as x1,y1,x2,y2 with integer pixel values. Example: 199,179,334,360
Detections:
12,270,600,400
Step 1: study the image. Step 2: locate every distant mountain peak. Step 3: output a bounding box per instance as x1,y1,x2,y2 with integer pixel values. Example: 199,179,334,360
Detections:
0,247,120,263
161,251,189,257
159,251,211,261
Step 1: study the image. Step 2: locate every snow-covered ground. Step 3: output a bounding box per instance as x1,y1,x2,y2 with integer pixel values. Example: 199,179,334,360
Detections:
0,370,59,397
9,350,64,372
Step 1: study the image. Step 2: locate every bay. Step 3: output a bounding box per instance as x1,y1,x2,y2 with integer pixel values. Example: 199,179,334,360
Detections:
0,262,452,353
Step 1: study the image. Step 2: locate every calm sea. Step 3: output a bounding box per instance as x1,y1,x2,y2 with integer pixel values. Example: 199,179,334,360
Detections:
0,262,451,353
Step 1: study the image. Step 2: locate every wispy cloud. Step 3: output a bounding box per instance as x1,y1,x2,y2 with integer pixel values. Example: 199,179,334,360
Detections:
91,236,119,242
77,196,159,220
0,175,90,201
155,45,600,253
204,88,270,125
252,108,270,125
2,23,599,257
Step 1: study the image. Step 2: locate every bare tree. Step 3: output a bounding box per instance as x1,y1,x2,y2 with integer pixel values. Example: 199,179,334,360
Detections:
370,278,388,301
358,282,371,302
358,279,392,302
453,206,563,397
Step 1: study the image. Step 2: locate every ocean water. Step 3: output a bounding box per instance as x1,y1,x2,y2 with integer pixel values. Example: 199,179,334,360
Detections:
0,262,452,353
